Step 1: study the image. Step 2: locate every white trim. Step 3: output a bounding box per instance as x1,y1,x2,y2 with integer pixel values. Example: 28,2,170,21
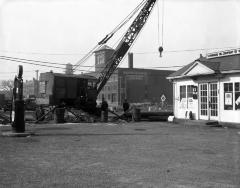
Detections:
167,61,215,80
221,70,240,74
167,70,240,80
184,61,214,76
167,73,214,80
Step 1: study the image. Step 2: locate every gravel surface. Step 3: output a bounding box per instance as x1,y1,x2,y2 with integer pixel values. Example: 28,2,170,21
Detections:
0,122,240,188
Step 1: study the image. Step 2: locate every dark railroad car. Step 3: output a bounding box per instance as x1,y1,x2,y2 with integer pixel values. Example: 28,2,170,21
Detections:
0,94,5,108
38,72,98,111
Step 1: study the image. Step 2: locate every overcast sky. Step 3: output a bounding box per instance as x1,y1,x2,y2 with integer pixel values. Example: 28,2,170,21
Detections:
0,0,239,80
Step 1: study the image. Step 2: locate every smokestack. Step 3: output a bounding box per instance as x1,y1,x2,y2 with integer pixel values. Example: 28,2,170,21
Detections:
35,70,39,80
128,52,133,69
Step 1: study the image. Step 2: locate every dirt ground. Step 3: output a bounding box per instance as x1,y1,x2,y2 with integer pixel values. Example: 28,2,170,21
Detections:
0,122,240,188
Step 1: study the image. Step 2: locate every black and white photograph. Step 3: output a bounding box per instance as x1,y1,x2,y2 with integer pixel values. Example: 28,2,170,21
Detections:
0,0,240,187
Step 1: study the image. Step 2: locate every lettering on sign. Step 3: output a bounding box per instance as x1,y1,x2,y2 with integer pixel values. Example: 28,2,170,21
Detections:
207,48,240,59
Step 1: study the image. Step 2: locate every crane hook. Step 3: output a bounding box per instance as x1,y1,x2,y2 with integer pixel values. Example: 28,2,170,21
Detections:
158,46,163,57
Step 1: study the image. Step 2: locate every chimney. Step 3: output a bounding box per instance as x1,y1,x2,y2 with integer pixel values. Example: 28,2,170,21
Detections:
128,52,133,69
35,70,39,80
65,63,73,74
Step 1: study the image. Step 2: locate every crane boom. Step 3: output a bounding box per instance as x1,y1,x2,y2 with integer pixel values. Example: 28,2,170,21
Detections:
96,0,157,94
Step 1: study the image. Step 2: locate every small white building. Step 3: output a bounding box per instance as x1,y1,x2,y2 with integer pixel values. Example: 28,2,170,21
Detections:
167,48,240,124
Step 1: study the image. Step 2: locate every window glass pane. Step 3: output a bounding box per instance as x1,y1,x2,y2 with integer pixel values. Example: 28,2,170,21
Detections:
224,83,233,110
180,85,186,100
235,82,240,110
235,83,240,92
187,85,193,98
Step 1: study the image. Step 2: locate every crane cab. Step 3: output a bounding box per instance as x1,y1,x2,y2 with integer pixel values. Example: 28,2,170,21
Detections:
38,72,98,112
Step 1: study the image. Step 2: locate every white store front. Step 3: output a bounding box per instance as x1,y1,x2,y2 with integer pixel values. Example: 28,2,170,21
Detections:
168,49,240,124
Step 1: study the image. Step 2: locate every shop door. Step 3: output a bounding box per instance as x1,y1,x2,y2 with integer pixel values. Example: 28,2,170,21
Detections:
199,83,218,120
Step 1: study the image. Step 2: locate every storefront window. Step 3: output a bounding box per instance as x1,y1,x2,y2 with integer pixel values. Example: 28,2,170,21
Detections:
180,85,198,109
235,82,240,110
224,83,233,110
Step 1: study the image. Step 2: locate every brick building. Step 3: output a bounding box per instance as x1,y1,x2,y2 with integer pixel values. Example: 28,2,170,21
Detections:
94,45,174,107
23,79,39,98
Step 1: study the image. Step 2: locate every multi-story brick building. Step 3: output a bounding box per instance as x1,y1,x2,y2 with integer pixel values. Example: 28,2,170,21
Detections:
23,79,39,98
94,45,174,107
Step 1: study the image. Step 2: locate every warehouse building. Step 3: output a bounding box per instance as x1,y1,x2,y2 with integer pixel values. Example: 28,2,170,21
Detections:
167,48,240,124
94,45,174,108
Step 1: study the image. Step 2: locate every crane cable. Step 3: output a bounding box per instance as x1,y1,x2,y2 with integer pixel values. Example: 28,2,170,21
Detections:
73,0,147,71
89,0,159,79
158,0,164,57
72,44,102,71
161,0,164,47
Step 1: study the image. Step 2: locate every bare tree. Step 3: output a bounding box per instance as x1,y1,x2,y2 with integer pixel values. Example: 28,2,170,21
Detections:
0,80,14,99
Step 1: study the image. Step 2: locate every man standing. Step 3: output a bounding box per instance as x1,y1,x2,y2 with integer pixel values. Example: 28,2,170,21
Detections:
101,97,108,122
123,99,130,113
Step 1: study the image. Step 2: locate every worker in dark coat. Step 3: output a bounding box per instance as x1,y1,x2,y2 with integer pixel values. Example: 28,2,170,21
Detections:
123,99,130,113
101,98,108,112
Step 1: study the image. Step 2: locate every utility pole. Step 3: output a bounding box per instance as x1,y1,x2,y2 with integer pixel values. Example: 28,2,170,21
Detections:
35,70,39,97
35,70,39,80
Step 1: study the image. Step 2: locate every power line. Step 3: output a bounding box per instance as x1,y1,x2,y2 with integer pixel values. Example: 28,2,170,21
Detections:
0,57,73,71
0,57,179,76
133,46,240,54
1,55,180,71
1,45,239,57
0,55,98,69
0,49,86,56
0,71,34,74
0,55,67,66
0,57,104,74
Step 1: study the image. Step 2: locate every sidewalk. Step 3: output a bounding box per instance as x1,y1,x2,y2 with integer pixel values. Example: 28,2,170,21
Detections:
174,118,240,129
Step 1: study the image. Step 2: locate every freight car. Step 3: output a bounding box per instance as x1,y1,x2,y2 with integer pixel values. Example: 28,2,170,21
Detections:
38,0,158,116
38,72,98,113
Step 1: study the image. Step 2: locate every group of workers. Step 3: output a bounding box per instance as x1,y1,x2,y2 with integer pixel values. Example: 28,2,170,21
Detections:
101,98,129,113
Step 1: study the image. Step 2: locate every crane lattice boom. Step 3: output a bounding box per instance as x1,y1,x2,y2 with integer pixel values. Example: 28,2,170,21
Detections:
96,0,157,94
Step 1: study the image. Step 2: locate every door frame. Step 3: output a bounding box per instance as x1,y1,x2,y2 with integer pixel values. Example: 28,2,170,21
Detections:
199,82,219,121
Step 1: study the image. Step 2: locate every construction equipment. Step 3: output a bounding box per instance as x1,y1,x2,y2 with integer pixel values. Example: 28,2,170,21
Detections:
39,0,157,115
94,0,157,94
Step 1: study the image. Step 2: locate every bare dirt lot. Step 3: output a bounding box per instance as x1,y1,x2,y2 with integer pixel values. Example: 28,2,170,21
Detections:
0,122,240,188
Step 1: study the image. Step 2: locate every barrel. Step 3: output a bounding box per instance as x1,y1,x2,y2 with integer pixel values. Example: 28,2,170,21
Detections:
132,108,141,122
55,108,65,123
